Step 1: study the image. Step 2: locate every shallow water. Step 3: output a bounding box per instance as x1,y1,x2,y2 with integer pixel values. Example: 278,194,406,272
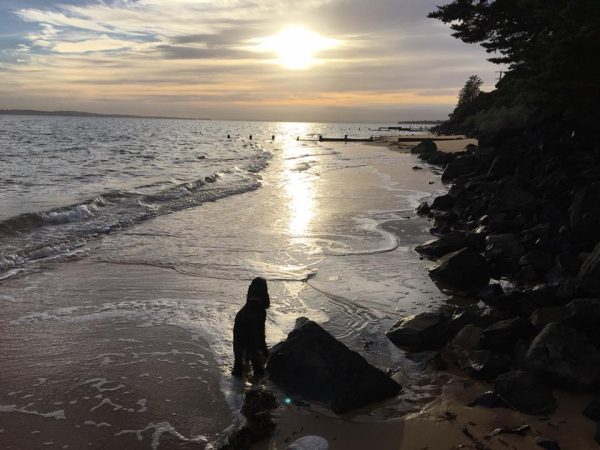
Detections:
0,118,448,448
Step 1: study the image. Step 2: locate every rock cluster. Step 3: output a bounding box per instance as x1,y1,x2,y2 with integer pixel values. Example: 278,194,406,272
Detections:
395,132,600,442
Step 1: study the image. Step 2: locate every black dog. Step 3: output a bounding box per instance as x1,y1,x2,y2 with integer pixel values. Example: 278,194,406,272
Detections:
232,277,270,377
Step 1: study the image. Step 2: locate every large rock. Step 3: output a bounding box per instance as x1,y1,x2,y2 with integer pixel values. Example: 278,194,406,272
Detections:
431,194,455,211
267,318,401,413
564,298,600,344
448,306,499,334
579,243,600,295
415,232,467,259
569,183,600,244
491,185,535,211
450,324,483,352
429,248,491,293
480,317,533,352
530,307,564,331
525,322,600,390
411,139,437,157
386,312,449,350
459,350,511,380
494,370,557,415
583,395,600,421
442,155,478,182
485,233,525,275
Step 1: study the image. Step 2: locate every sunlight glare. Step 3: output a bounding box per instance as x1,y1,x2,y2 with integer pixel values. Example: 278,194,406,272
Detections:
279,122,315,236
258,26,337,70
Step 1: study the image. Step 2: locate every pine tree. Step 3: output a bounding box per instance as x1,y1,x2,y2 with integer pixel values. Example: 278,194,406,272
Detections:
458,75,483,107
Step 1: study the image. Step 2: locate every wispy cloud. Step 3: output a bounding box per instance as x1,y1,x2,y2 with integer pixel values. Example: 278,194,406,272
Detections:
0,0,500,121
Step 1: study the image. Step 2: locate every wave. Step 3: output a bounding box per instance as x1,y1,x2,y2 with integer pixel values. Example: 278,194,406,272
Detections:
0,149,272,278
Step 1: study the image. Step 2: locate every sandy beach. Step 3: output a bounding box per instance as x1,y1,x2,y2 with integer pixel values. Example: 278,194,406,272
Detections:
2,132,596,450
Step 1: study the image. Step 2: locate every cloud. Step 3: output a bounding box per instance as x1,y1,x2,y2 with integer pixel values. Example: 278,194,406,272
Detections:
0,0,502,121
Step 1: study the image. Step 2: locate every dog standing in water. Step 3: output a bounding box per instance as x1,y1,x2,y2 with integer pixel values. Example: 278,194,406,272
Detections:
232,277,270,377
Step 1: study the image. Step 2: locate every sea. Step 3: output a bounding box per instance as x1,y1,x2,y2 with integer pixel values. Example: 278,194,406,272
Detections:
0,115,449,449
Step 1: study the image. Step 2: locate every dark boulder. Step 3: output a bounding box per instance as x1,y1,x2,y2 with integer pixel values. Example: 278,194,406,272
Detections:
411,139,437,157
450,324,483,353
415,232,468,259
494,370,557,415
431,194,455,211
535,437,561,450
487,154,515,178
426,151,453,165
448,304,503,334
386,312,449,350
530,307,564,331
459,349,511,380
569,183,600,244
485,233,525,276
416,201,430,216
564,298,600,344
442,155,478,182
480,317,533,353
579,243,600,295
557,251,582,276
491,185,535,211
583,395,600,421
519,250,554,275
428,248,491,293
266,318,401,413
525,322,600,390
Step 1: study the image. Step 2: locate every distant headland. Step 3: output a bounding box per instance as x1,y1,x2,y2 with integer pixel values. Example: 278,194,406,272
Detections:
0,109,207,120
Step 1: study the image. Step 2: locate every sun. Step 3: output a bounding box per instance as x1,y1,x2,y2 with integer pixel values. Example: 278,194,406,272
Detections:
257,26,337,70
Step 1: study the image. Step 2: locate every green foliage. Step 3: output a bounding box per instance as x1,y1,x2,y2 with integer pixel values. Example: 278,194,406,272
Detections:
429,0,600,134
458,75,483,107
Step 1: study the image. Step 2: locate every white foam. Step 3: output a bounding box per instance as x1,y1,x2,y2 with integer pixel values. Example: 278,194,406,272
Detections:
33,377,47,386
136,399,147,413
0,404,65,420
90,397,122,412
83,378,125,393
84,420,111,428
114,422,207,450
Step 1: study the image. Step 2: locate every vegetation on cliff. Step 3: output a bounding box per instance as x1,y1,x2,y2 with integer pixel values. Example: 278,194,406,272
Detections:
429,0,600,137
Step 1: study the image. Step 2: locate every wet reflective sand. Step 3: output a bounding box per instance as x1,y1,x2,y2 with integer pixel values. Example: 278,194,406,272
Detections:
1,138,447,448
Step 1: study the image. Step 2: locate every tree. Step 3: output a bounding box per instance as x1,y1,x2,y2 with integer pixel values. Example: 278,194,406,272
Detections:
429,0,600,122
458,75,483,107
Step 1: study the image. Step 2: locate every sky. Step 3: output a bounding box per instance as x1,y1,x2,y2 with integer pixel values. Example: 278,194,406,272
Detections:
0,0,501,122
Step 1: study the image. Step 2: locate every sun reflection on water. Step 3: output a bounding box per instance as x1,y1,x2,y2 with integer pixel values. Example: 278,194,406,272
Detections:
278,122,315,237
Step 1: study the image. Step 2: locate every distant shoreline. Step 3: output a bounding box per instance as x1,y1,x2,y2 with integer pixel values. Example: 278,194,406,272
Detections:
0,109,446,124
0,109,205,121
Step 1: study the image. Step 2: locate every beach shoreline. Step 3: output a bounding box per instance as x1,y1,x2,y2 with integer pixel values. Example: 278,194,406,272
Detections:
1,136,448,449
249,136,597,450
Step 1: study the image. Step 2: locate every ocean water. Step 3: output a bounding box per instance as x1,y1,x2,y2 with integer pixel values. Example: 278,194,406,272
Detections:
0,115,448,448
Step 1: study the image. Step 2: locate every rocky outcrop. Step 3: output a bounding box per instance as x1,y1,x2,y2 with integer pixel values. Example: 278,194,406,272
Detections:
428,248,491,293
579,243,600,295
494,370,557,415
459,349,511,379
525,322,600,390
479,317,533,353
267,318,401,413
386,312,449,350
